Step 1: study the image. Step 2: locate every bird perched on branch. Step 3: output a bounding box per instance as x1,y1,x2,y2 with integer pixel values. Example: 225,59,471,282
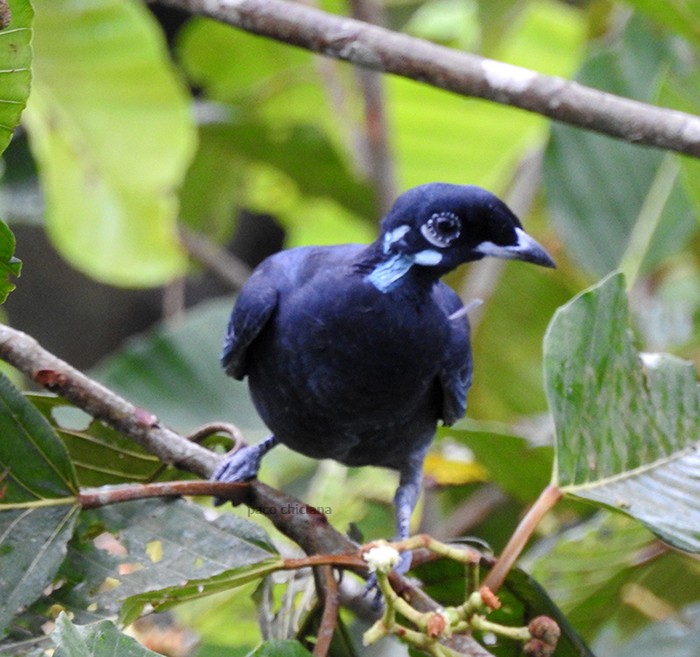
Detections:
215,182,554,572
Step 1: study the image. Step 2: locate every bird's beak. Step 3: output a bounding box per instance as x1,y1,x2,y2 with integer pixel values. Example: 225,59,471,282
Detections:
474,227,556,268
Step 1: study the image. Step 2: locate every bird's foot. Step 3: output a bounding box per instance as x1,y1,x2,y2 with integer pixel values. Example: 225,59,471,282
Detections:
212,435,279,484
211,436,279,506
212,444,263,484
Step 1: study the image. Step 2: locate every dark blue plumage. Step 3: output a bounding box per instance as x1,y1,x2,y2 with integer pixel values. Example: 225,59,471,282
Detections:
215,183,554,570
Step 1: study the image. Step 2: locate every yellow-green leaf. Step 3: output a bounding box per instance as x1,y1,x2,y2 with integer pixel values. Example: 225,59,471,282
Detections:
24,0,196,286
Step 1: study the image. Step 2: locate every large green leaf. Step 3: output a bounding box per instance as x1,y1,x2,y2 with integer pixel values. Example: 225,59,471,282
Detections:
0,219,20,303
0,373,79,638
0,506,79,639
0,0,32,155
43,498,280,626
543,17,697,279
544,272,700,552
24,0,196,286
0,372,77,503
52,614,161,657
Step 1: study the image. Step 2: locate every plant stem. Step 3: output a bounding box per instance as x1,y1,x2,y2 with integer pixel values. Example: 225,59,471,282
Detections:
482,484,563,592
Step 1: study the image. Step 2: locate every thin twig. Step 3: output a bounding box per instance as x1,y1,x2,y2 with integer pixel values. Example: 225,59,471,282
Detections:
180,228,252,291
156,0,700,157
313,565,340,657
79,480,249,508
482,484,563,593
186,421,247,448
349,0,396,216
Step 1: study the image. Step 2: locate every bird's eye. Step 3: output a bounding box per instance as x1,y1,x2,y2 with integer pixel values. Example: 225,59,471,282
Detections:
421,212,461,247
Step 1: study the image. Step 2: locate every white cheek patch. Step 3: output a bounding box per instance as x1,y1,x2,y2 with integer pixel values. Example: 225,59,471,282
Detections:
383,225,411,253
413,249,443,265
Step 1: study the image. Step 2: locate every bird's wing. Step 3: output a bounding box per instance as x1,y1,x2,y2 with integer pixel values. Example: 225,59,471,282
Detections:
221,263,279,380
434,283,473,426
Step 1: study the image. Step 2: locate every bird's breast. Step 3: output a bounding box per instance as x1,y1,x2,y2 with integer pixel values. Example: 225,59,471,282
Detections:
244,277,449,462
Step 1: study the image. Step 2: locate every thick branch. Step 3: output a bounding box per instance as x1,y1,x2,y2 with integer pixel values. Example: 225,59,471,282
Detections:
0,324,219,478
156,0,700,157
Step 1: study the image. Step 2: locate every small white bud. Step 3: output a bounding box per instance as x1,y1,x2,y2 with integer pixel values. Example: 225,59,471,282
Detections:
363,544,401,574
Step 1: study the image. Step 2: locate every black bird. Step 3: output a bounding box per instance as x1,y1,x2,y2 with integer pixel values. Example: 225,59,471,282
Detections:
215,182,554,572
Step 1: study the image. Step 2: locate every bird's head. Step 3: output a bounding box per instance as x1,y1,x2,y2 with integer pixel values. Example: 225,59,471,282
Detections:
377,183,555,274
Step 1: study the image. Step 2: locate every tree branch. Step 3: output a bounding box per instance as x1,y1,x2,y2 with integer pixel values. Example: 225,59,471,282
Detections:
155,0,700,157
0,324,219,478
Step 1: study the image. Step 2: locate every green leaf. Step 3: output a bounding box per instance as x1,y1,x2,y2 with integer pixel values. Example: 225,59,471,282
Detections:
26,394,162,487
52,614,161,657
0,506,79,639
0,373,80,637
543,17,697,279
544,272,700,552
24,0,196,287
47,498,280,625
0,0,32,155
621,0,700,51
0,372,77,503
248,640,314,657
441,420,552,503
91,298,264,436
0,219,21,303
201,120,377,221
522,513,659,638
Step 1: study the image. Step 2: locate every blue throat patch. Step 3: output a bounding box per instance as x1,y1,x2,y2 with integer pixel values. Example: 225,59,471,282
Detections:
366,249,443,293
366,254,415,293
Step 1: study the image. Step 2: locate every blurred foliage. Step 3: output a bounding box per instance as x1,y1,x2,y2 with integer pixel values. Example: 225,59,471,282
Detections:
0,0,700,655
23,0,194,286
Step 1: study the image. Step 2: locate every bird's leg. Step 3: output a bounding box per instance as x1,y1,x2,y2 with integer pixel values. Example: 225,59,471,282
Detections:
392,457,425,575
363,459,425,607
212,434,279,483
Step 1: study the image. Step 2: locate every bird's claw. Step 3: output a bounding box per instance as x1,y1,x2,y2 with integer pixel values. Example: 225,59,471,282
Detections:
211,445,262,506
212,444,262,483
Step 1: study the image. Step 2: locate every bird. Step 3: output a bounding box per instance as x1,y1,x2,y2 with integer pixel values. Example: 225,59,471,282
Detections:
214,182,555,574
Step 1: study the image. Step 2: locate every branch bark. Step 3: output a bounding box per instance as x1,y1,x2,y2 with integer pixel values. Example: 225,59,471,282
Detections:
156,0,700,157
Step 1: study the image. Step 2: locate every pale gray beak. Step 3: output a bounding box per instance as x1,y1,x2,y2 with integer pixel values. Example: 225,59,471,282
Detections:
474,227,556,268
